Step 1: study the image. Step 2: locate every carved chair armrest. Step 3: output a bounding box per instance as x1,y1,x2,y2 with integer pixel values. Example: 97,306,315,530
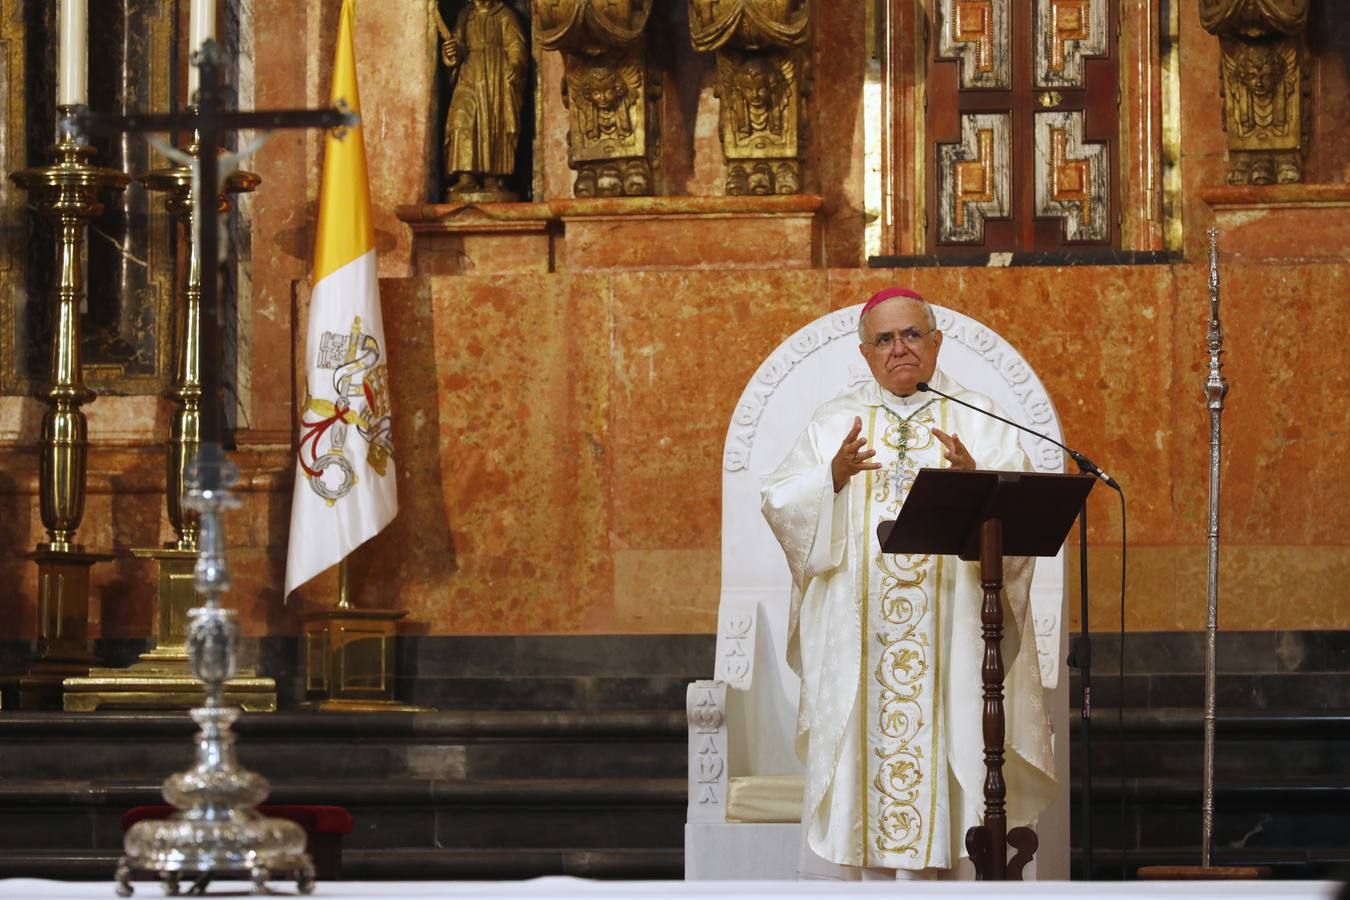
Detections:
686,680,729,823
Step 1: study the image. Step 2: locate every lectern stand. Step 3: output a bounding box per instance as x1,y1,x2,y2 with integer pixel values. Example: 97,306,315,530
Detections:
879,468,1093,881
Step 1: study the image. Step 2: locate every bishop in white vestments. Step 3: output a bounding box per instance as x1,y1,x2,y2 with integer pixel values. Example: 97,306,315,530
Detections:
761,288,1057,879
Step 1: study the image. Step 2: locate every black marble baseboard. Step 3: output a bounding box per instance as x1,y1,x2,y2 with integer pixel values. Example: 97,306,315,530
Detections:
868,249,1180,268
0,634,717,711
1068,629,1350,711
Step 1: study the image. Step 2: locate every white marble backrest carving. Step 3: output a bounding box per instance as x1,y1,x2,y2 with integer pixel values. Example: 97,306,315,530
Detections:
717,303,1067,776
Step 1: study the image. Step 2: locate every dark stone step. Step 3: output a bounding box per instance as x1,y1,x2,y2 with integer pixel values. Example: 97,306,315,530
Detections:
1076,708,1350,736
0,710,687,781
1072,775,1350,805
1072,847,1350,881
0,778,687,853
343,848,683,880
394,675,695,711
0,847,685,882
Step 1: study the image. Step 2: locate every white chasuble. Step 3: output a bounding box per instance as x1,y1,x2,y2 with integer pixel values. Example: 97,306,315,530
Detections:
761,370,1057,873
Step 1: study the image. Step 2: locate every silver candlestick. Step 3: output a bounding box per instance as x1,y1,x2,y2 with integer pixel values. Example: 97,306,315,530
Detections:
116,444,314,896
1200,226,1229,867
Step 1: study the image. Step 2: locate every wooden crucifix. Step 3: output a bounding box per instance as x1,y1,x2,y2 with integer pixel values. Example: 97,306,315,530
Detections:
75,39,356,461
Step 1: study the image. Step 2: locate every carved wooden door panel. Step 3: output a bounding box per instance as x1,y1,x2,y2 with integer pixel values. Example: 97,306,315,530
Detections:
925,0,1119,253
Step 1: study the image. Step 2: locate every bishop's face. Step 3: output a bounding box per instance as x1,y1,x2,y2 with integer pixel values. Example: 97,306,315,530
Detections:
858,298,943,397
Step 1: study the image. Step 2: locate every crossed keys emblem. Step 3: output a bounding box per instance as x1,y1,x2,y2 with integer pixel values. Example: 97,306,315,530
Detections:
298,316,394,504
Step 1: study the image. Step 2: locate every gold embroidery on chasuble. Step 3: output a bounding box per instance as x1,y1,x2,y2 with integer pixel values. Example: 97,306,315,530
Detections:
861,401,946,868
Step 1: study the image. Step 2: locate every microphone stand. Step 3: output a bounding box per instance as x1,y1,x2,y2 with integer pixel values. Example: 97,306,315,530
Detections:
917,381,1119,880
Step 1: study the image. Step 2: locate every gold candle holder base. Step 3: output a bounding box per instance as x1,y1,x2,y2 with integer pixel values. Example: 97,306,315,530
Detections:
301,608,431,712
0,548,110,710
62,549,276,712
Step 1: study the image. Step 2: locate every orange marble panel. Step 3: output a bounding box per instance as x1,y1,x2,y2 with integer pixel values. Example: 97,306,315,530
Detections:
557,196,823,271
1197,262,1350,547
608,268,829,557
397,202,555,275
1177,1,1229,261
324,274,615,634
811,3,867,266
249,0,322,437
1202,185,1350,264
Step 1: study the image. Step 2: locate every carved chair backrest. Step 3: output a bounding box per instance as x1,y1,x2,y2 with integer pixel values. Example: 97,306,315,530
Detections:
717,302,1068,777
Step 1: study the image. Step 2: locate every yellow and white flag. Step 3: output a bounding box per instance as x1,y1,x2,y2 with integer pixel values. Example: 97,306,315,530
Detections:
285,0,396,598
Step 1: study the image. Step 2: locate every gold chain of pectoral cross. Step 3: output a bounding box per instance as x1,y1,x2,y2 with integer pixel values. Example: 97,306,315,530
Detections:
880,402,934,461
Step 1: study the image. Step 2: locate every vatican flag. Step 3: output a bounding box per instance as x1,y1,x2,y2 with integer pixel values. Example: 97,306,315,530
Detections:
284,0,396,599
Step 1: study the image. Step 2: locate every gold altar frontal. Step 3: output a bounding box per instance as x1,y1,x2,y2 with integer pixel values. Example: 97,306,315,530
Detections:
302,607,426,711
61,548,276,712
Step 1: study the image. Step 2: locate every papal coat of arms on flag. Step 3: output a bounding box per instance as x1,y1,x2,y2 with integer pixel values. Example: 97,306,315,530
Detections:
284,0,398,599
297,316,394,503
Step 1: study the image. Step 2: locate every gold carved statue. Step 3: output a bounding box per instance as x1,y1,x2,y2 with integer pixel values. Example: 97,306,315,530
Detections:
1200,0,1309,185
434,0,528,201
538,0,660,197
690,0,811,195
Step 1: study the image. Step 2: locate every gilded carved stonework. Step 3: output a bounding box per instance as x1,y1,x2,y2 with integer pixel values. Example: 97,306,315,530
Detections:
690,0,812,196
936,113,1010,244
537,0,661,197
1034,110,1108,241
937,0,1010,90
1200,0,1309,185
1035,0,1107,89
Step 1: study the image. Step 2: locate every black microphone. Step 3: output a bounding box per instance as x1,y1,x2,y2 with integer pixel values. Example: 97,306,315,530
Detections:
915,381,1121,491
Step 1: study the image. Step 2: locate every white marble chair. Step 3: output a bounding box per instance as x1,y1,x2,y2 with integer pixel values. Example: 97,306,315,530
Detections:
685,302,1072,880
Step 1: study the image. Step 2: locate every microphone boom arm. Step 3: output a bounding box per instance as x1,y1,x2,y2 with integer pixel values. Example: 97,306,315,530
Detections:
915,381,1120,491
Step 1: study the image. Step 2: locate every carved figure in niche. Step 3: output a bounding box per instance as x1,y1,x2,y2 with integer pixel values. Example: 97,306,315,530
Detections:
434,0,528,200
690,0,812,196
574,63,637,143
1223,40,1302,183
730,57,789,140
1200,0,1308,185
538,0,661,197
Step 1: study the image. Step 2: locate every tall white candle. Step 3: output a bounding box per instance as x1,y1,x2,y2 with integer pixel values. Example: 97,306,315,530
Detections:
56,0,88,107
187,0,217,101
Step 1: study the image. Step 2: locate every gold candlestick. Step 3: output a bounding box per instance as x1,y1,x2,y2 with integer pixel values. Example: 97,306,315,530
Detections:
1,107,128,709
62,126,273,713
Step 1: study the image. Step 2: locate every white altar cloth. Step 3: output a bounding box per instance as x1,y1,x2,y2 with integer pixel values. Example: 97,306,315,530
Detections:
0,879,1340,900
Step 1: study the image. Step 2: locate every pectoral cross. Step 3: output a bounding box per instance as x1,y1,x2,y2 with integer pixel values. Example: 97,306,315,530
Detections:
75,40,354,483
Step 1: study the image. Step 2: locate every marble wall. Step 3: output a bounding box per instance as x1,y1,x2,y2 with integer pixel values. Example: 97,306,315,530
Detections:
0,2,1346,639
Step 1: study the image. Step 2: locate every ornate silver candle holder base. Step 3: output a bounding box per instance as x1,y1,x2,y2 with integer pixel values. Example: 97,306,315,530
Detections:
114,702,315,897
116,450,314,896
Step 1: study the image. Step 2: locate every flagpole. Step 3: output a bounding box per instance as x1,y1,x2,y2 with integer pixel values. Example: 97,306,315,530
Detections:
337,558,351,610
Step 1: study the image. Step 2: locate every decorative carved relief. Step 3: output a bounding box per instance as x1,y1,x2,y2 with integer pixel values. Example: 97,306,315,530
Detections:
714,607,754,687
1034,110,1108,241
936,113,1010,243
686,680,729,822
1200,0,1309,185
1034,0,1107,88
537,0,661,196
690,0,812,195
937,0,1010,90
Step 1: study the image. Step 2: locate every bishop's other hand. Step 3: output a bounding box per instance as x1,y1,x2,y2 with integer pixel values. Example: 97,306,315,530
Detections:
932,428,975,470
832,417,882,493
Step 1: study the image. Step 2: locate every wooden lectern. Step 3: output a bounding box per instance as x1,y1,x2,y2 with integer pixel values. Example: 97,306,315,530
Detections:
879,468,1093,881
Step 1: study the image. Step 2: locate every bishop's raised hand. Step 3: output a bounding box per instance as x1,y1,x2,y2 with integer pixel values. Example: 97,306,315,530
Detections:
832,416,882,493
